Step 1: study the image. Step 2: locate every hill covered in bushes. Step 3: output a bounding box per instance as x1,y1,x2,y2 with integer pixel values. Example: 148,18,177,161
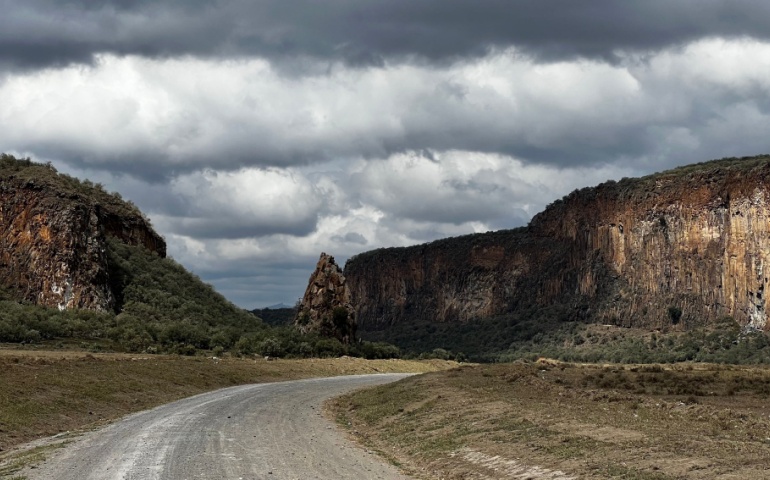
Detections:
0,154,403,359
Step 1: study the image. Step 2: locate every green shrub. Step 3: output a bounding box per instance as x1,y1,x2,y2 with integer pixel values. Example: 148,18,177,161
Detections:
668,307,683,324
258,337,283,357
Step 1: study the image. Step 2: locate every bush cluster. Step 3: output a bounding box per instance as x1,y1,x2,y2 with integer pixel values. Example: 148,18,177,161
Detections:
0,153,146,220
496,317,770,365
361,300,770,365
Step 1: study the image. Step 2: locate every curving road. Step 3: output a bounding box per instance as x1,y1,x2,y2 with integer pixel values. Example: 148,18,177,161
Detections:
27,374,414,480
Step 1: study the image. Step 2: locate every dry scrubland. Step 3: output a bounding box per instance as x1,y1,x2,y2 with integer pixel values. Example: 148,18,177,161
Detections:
0,346,453,475
7,345,770,480
332,360,770,479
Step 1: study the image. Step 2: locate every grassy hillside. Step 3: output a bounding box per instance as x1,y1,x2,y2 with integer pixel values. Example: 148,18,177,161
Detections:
250,307,296,326
105,237,266,353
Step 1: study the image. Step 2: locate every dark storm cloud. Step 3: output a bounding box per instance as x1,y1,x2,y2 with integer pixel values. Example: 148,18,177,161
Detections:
3,0,770,70
161,216,319,239
5,0,770,308
330,232,367,246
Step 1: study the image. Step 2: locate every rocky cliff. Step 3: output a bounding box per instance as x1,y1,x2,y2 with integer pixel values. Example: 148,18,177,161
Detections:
0,154,165,311
345,155,770,333
295,253,356,343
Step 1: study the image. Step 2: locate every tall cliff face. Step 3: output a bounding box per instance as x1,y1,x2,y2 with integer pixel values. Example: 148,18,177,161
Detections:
0,156,165,311
345,155,770,332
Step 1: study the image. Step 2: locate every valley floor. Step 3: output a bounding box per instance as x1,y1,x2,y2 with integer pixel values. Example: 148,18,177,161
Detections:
0,347,452,477
331,360,770,479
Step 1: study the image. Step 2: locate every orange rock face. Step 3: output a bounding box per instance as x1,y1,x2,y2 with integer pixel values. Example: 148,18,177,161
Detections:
0,162,165,311
346,155,770,332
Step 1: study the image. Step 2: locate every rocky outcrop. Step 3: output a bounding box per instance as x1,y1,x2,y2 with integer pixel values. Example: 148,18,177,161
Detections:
295,253,356,343
0,156,165,311
345,155,770,332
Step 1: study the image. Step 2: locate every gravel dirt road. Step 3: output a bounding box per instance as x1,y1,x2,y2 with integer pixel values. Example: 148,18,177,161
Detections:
25,374,414,480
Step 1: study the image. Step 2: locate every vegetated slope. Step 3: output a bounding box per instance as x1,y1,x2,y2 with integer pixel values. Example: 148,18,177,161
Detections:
250,308,295,326
0,226,265,356
346,155,770,360
0,154,265,353
104,238,265,353
0,154,164,311
0,154,405,359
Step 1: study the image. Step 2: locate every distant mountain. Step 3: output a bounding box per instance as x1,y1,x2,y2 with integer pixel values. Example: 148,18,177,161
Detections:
265,303,292,310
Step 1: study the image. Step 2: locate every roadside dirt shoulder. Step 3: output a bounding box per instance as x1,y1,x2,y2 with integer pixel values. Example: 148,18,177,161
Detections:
331,362,770,479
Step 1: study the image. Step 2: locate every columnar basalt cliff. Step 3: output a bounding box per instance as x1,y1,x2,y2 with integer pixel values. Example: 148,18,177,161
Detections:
295,253,356,343
0,156,165,311
345,155,770,332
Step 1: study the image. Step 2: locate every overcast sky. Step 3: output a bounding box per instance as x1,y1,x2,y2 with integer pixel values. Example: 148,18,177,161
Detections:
3,1,770,308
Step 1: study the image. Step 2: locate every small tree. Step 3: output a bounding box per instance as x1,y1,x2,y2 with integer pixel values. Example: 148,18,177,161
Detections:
668,306,682,325
259,337,283,357
332,306,355,343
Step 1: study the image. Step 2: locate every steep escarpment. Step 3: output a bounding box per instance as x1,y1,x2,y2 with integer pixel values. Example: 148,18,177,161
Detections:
346,155,770,333
0,154,165,311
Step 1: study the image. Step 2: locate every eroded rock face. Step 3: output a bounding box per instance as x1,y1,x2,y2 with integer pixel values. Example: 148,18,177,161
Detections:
0,162,165,311
295,253,356,343
345,155,770,332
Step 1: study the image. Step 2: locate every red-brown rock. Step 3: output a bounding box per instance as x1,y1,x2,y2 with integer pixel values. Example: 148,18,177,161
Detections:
345,155,770,333
295,253,356,343
0,156,165,311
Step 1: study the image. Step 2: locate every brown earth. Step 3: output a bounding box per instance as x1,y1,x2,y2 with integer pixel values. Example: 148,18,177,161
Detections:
0,347,453,455
331,360,770,479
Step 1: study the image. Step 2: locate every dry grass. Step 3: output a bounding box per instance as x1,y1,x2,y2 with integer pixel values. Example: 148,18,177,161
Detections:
331,360,770,479
0,347,453,455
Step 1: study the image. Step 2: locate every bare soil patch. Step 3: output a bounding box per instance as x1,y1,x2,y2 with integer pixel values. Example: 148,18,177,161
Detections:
331,360,770,479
